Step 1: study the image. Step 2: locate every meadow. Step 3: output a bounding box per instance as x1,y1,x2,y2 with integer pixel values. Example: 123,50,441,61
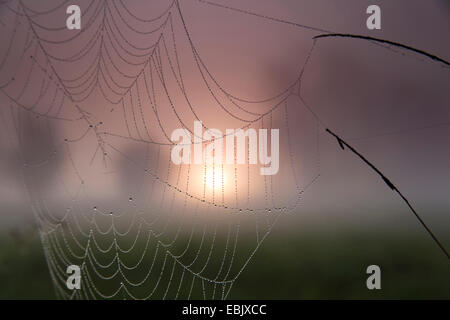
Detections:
1,220,448,300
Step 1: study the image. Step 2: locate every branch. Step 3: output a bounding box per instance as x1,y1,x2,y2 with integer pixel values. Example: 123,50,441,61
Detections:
326,128,449,259
314,33,450,66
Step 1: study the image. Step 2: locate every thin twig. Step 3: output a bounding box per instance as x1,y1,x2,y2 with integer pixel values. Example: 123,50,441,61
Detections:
326,128,449,260
314,33,450,66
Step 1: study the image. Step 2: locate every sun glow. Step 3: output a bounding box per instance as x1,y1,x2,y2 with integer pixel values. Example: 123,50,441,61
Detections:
205,165,226,191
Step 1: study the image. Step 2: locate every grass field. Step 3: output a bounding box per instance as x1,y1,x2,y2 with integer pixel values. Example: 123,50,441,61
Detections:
0,222,449,300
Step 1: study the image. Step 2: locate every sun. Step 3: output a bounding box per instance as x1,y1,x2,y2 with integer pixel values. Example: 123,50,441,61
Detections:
205,165,226,191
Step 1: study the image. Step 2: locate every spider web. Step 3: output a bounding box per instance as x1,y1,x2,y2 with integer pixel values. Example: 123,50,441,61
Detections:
0,0,447,299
